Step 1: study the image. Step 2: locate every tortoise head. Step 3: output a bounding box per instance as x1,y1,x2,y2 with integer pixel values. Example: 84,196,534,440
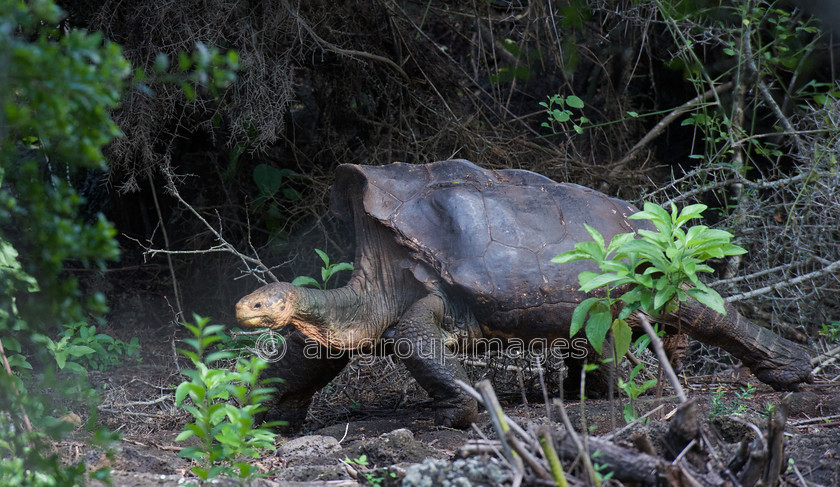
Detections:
235,282,299,330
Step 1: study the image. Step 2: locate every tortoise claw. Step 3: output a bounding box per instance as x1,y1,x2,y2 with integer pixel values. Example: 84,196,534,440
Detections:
751,352,814,392
434,400,479,429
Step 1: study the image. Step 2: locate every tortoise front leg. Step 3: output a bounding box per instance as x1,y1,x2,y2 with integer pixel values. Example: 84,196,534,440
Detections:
260,327,349,434
389,294,478,428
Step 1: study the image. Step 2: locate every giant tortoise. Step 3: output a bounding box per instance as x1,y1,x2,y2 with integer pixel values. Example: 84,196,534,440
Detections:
236,159,813,430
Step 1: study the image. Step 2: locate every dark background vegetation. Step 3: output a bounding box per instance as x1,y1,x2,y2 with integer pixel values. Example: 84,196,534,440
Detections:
3,1,840,484
59,0,840,335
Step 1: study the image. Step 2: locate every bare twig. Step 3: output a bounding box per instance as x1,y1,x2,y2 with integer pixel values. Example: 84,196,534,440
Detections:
611,81,734,176
506,431,552,482
280,0,409,82
154,172,277,283
812,344,840,371
147,170,183,319
454,379,530,440
0,338,33,434
708,264,793,288
724,258,840,303
476,379,523,480
552,397,601,487
638,314,687,403
742,31,806,156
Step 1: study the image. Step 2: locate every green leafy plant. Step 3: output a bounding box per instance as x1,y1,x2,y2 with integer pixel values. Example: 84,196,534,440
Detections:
252,164,302,206
143,41,239,100
31,334,94,377
710,384,755,419
818,321,840,343
591,450,615,484
27,322,141,376
291,249,354,289
631,322,665,356
343,455,394,487
175,314,278,483
58,321,141,371
540,94,588,134
617,363,658,423
552,201,746,362
0,1,130,483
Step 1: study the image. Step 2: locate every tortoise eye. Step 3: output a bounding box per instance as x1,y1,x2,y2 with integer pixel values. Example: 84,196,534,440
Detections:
253,302,262,309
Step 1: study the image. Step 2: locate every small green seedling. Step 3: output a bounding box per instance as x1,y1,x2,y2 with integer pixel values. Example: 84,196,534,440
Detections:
291,249,353,289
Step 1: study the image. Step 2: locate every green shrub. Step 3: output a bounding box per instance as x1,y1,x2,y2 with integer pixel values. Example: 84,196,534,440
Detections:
175,315,278,482
553,201,746,360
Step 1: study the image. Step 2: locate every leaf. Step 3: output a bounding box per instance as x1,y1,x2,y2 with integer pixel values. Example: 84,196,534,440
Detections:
553,110,570,122
686,287,726,315
62,362,88,376
583,224,605,251
67,345,96,358
178,446,204,460
175,381,193,405
253,163,284,194
627,111,639,118
576,271,600,288
314,248,330,266
205,350,235,364
282,187,301,201
578,273,630,293
7,354,32,370
566,95,585,108
653,285,677,312
676,203,707,220
611,319,632,359
329,262,354,274
175,430,195,442
634,202,672,229
2,336,21,353
585,304,612,355
570,297,599,338
606,232,636,254
55,352,67,369
576,241,605,261
552,250,589,264
291,276,320,288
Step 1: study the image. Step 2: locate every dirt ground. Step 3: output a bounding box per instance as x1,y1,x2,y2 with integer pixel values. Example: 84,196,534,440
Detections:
61,292,840,486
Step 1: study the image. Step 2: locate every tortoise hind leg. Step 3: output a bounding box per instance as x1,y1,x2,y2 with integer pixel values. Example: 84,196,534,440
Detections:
260,328,349,434
388,294,478,428
661,301,813,390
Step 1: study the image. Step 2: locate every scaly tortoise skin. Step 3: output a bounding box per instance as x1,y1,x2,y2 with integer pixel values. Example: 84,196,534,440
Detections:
236,159,813,431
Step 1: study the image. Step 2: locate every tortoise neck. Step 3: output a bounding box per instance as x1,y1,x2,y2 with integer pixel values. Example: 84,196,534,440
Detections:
290,209,425,349
290,276,396,350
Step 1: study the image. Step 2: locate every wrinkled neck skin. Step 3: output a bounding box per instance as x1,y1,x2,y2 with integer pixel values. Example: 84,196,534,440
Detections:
291,210,425,351
290,277,381,350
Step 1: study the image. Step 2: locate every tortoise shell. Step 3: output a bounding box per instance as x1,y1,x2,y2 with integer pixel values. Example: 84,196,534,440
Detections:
331,159,648,326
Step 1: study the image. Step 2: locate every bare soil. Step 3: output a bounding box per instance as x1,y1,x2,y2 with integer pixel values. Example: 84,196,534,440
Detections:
61,292,840,486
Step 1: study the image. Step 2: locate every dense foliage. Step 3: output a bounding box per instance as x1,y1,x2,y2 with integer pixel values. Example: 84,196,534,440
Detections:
0,0,127,483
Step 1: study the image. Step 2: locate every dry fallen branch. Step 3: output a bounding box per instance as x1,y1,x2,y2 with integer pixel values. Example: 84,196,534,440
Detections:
459,377,799,486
